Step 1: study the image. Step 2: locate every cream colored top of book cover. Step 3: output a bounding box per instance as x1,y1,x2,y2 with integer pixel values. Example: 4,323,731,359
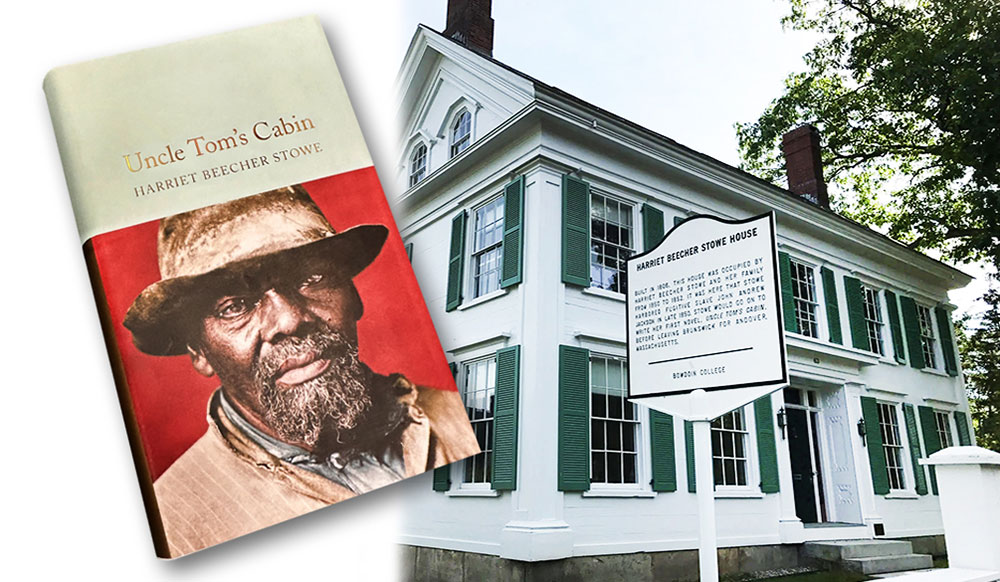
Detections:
44,17,479,559
45,16,370,242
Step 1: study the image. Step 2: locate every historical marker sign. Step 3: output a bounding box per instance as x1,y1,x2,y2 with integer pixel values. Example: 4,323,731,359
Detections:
626,212,787,419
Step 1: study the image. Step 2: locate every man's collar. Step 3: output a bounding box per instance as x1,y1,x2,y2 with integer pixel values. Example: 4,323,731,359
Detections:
217,389,311,463
214,372,418,464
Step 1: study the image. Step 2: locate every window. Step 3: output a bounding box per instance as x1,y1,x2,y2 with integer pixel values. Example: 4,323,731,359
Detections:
862,285,885,355
471,196,504,298
590,193,634,294
590,354,639,485
935,411,954,448
917,305,937,368
876,402,906,490
461,357,496,484
409,143,427,187
450,110,471,157
790,260,819,338
712,408,749,487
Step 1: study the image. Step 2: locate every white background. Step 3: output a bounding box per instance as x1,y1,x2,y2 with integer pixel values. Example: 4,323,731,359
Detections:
4,0,983,579
3,2,407,580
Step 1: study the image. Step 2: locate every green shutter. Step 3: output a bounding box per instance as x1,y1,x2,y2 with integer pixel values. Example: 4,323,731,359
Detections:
500,177,525,288
405,242,414,262
561,175,591,286
918,406,943,494
861,396,890,495
685,420,696,493
445,212,466,312
778,252,798,333
902,404,928,495
432,466,451,491
755,396,780,493
674,215,685,227
935,306,959,376
641,203,665,252
844,276,869,351
820,267,843,344
884,290,907,364
954,411,972,446
492,346,520,490
649,410,676,492
558,345,591,491
900,296,925,369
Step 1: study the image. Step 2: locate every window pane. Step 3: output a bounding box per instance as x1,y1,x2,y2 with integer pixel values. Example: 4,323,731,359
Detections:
711,409,749,487
790,260,819,338
607,422,622,450
461,356,497,484
590,354,639,485
589,193,634,293
624,454,637,484
607,395,622,420
608,453,622,484
877,402,906,490
591,419,605,449
591,392,607,418
592,452,605,483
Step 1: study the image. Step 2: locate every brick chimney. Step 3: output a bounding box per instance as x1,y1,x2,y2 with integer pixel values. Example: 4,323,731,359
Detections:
444,0,494,58
781,124,829,208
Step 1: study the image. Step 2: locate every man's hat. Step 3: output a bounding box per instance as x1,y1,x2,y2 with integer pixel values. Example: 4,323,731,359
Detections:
123,184,387,356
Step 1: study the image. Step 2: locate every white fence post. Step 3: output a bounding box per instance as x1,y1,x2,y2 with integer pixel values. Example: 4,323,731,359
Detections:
923,446,1000,572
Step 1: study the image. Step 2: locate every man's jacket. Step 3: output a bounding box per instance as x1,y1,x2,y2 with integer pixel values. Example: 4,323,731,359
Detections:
152,374,479,558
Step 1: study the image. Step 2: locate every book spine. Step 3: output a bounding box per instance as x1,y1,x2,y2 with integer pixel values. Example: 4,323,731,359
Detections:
82,240,170,558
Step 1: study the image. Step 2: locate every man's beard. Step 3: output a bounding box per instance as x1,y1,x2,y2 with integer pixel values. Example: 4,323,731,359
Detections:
252,324,372,451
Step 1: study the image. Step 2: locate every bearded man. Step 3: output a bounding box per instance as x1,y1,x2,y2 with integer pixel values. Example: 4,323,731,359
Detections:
123,185,479,557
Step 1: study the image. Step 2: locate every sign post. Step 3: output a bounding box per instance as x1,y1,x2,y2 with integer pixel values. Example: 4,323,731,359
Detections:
626,212,788,582
691,393,718,582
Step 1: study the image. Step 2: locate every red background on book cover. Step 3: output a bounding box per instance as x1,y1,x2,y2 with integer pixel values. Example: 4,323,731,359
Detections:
90,167,455,480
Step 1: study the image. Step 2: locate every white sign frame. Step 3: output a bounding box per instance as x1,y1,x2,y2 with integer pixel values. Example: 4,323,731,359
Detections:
625,212,787,420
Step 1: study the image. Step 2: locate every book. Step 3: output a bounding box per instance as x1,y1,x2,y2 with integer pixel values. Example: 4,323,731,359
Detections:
44,16,479,559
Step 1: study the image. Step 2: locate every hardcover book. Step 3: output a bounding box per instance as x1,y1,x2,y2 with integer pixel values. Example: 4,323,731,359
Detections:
44,17,479,559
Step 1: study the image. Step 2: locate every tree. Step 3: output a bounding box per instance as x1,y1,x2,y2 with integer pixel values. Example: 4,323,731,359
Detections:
958,283,1000,452
737,0,999,264
737,0,1000,451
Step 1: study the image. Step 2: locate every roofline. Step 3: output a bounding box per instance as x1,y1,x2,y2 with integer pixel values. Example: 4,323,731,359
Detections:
408,24,972,286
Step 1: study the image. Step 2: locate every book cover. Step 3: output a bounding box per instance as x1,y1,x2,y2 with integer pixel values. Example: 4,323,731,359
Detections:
44,16,479,559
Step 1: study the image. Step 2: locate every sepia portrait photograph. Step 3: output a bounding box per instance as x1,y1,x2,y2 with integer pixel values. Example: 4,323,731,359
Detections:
88,168,479,557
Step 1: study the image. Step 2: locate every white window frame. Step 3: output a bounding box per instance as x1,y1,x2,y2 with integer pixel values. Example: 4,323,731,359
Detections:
876,401,909,492
449,109,472,158
710,406,760,496
916,303,939,370
588,190,637,296
934,411,955,448
408,142,427,187
861,284,887,356
457,355,497,491
467,194,505,300
588,352,645,491
789,259,821,339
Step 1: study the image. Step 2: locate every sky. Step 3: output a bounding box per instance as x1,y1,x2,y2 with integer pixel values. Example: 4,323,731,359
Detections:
392,0,991,320
397,0,820,168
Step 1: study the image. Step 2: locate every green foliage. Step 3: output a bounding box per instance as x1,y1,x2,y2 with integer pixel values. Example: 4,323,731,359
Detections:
738,0,1000,451
737,0,1000,265
958,284,1000,452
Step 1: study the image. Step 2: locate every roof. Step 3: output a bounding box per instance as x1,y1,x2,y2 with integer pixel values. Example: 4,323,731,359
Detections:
412,24,971,286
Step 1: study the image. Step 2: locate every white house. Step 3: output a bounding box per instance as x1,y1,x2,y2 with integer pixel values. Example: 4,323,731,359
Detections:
392,2,974,579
